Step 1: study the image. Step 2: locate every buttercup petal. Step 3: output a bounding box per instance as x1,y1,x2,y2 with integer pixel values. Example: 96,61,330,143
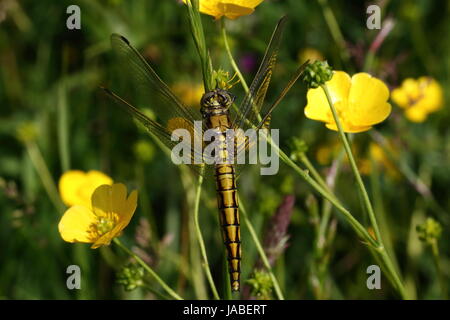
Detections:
58,205,98,243
91,183,126,217
59,170,113,208
325,122,372,133
304,86,332,123
185,0,263,19
91,183,137,223
419,77,443,112
91,224,123,249
401,78,420,100
391,87,409,109
219,4,254,19
304,71,351,123
59,171,89,207
121,190,138,224
326,71,352,104
347,73,391,126
229,0,264,7
405,106,428,123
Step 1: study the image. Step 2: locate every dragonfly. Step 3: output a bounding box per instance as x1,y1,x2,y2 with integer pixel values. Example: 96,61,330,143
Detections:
102,16,308,292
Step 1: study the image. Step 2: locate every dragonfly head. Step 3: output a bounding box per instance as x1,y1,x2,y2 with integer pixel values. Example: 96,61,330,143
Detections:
200,89,235,116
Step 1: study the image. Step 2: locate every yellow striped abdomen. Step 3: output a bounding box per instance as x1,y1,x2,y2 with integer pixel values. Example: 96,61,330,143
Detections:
215,164,241,291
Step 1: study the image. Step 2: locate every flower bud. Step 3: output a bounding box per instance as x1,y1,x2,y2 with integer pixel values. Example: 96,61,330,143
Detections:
416,218,442,245
116,263,145,291
301,60,333,89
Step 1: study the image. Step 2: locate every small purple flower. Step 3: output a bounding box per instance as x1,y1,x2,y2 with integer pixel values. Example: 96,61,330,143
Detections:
239,53,258,74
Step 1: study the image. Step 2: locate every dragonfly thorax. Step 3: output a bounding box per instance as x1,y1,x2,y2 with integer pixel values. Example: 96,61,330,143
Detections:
200,89,235,117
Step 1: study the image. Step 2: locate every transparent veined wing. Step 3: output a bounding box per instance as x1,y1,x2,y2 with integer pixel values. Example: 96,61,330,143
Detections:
231,16,310,160
255,60,309,130
231,16,287,132
102,87,210,170
105,34,213,169
110,34,203,131
233,61,310,169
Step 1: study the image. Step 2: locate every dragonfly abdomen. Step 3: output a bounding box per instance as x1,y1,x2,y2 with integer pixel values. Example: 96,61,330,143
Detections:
215,163,241,292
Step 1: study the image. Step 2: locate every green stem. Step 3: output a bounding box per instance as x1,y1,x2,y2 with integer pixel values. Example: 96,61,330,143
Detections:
222,252,233,300
317,150,344,250
321,83,407,299
113,238,183,300
58,48,71,172
142,283,172,300
317,0,350,67
25,141,65,214
298,153,329,192
221,18,249,93
268,135,378,248
321,84,382,243
221,19,263,125
239,195,285,300
430,241,447,299
193,166,220,300
186,0,214,91
179,165,208,299
57,84,70,172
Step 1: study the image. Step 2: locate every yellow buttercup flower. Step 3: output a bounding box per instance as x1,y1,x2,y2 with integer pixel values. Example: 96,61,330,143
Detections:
304,71,391,133
59,170,113,208
391,77,443,123
58,183,138,249
183,0,264,19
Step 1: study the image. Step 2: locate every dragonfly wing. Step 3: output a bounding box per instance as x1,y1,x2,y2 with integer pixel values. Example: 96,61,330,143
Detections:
232,61,309,176
255,60,310,130
102,87,212,175
110,34,203,128
107,34,217,172
231,16,287,132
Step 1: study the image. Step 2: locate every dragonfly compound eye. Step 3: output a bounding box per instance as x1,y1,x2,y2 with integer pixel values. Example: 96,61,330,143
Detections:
217,90,235,107
200,91,216,107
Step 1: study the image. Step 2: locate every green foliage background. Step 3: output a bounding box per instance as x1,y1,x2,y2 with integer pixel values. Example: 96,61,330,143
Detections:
0,0,448,299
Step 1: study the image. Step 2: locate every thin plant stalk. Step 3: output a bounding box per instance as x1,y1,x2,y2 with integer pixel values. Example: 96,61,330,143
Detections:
113,238,183,300
298,153,330,192
25,141,65,214
179,165,208,299
317,149,344,249
317,0,350,67
58,47,71,172
192,166,221,300
321,85,382,243
321,83,408,299
186,0,214,91
238,195,285,300
221,19,249,93
430,241,447,299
